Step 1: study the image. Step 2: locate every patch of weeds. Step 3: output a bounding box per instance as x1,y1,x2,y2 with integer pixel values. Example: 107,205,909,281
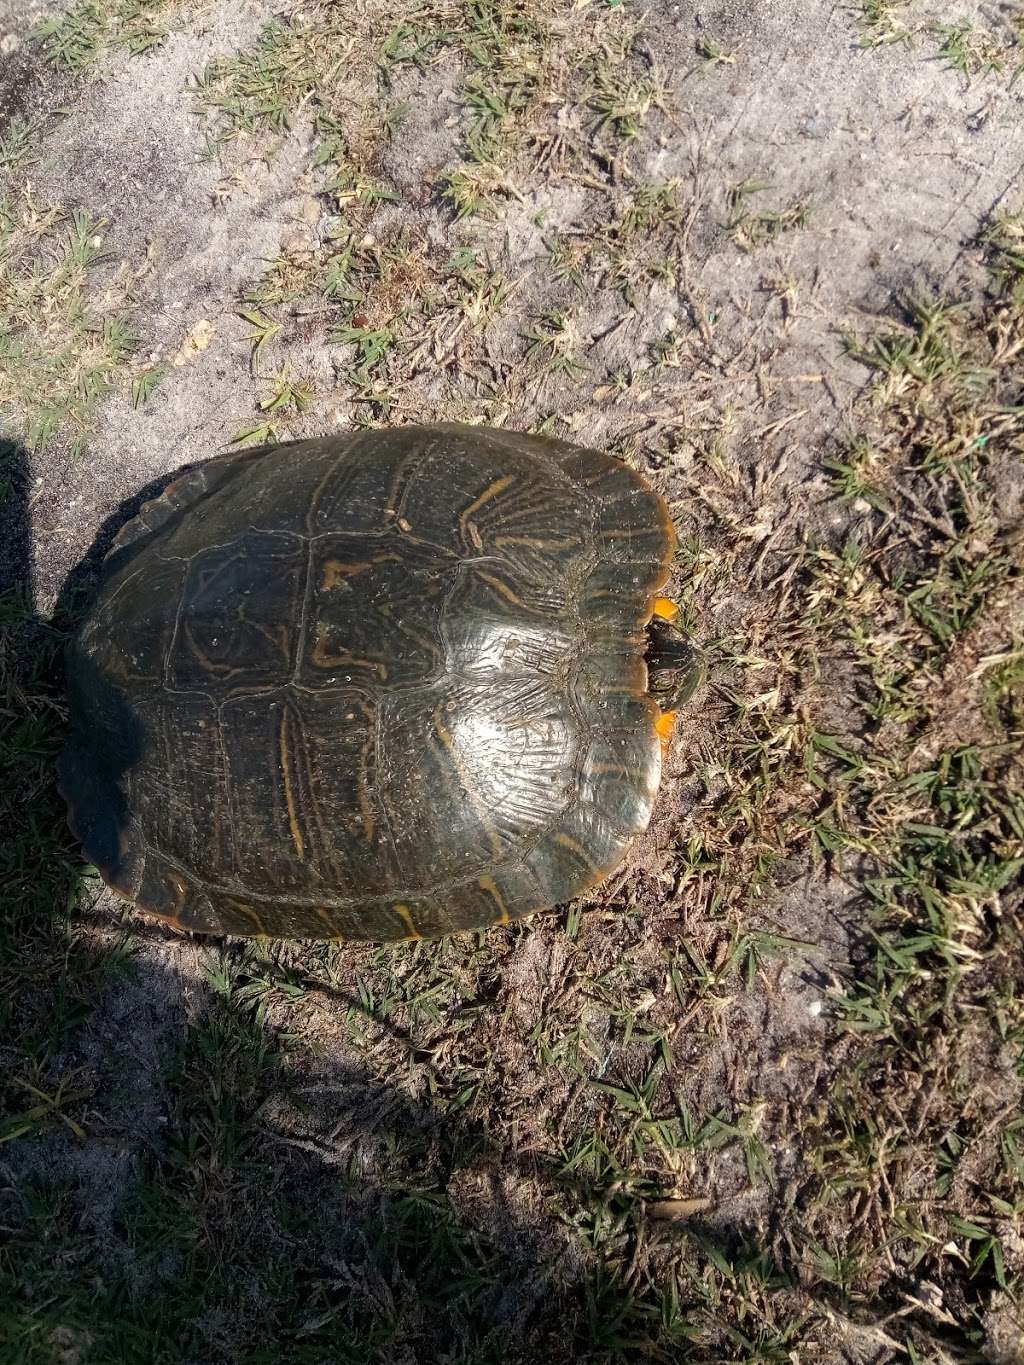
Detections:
695,35,736,68
0,192,140,453
311,112,398,212
326,233,432,391
982,645,1024,726
380,10,451,69
934,18,1012,78
544,236,589,289
648,328,688,370
728,179,811,251
446,248,516,330
822,438,890,509
1,955,329,1364
193,10,396,205
193,17,347,145
589,42,667,144
857,4,1024,78
257,364,316,417
129,361,168,409
983,210,1024,304
333,318,395,374
0,118,42,178
231,365,316,445
383,0,559,218
591,181,684,305
232,226,448,427
857,0,912,49
621,181,683,237
842,294,985,405
460,0,549,147
443,160,523,218
389,4,669,217
523,309,588,379
238,305,284,368
36,0,191,69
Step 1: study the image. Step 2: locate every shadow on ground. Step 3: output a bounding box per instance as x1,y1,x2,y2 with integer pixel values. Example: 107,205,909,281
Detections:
1,442,723,1363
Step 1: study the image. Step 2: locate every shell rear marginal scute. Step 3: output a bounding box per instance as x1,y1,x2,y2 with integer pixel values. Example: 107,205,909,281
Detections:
373,863,551,939
523,800,636,908
63,425,678,940
133,853,221,933
577,727,662,837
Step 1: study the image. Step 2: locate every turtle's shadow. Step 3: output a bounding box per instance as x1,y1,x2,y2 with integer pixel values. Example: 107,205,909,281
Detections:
1,432,194,633
3,438,191,895
3,437,705,1360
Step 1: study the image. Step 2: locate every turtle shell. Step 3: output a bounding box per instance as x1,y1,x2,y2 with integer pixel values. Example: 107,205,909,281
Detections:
59,424,675,940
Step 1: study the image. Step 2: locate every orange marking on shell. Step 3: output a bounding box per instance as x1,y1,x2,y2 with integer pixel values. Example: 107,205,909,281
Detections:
474,569,525,607
655,709,678,746
310,631,388,677
652,597,680,623
458,473,515,551
226,900,270,936
321,559,352,589
315,907,345,939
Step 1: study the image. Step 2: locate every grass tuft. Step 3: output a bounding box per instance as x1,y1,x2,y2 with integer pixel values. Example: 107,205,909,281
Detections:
36,0,192,69
0,193,140,453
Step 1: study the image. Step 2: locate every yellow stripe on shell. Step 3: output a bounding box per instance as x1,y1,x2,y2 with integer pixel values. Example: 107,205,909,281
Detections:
393,903,421,939
279,709,306,859
458,474,515,550
474,570,526,608
477,875,511,926
554,832,601,874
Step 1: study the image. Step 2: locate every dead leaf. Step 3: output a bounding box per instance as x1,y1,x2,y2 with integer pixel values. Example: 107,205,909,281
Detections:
647,1197,713,1220
172,319,215,368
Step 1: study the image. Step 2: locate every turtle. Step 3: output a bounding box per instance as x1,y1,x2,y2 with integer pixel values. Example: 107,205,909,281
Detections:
59,424,701,941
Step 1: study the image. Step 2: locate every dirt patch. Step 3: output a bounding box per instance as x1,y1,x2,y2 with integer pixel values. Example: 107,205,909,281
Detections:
24,0,304,607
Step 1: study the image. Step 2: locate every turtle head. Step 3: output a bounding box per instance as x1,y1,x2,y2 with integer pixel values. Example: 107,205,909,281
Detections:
645,614,705,711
